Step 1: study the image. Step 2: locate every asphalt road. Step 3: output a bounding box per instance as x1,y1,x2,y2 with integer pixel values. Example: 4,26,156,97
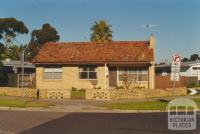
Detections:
0,111,199,134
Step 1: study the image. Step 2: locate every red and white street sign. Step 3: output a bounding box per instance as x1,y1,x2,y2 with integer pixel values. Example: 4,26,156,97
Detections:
173,54,181,62
171,54,181,81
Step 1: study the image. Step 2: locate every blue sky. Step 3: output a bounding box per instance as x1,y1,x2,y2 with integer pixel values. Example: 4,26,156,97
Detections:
0,0,200,62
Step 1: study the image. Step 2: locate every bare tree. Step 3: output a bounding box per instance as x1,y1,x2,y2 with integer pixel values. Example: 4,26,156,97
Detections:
121,73,137,89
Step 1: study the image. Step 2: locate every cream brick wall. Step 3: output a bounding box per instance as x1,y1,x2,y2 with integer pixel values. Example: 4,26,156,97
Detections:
36,66,106,90
36,65,152,90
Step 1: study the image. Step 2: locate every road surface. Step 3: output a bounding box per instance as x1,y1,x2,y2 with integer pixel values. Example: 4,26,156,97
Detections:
0,111,199,134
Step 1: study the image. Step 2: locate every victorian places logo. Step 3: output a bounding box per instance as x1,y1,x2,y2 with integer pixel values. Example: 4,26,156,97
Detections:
167,98,198,130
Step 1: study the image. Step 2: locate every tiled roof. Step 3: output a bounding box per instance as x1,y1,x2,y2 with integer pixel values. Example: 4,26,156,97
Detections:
32,41,154,64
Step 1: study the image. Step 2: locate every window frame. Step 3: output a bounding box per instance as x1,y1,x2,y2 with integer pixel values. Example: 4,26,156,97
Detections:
79,66,97,80
118,67,148,82
44,67,63,80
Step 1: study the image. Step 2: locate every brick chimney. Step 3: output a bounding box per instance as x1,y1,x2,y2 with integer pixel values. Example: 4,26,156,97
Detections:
149,33,155,49
148,33,155,89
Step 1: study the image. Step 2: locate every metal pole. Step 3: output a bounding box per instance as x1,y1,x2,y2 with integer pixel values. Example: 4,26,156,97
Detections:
21,44,28,103
172,81,176,97
105,64,107,89
22,51,24,89
21,50,24,103
146,24,149,40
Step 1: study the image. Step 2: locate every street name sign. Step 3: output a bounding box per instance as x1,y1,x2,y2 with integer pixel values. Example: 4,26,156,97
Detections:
171,54,181,81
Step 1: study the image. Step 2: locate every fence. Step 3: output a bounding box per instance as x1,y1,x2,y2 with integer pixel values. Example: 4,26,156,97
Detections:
155,75,198,89
86,89,110,100
0,87,188,100
39,89,71,99
18,73,36,88
0,87,38,98
0,73,36,88
110,88,186,100
0,87,71,99
85,88,187,100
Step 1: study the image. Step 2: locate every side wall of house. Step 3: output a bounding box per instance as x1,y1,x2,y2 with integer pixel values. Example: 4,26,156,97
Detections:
36,66,106,90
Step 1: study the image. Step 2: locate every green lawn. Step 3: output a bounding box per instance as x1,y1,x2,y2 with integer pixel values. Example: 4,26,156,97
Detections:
71,90,86,99
100,98,200,111
0,98,51,108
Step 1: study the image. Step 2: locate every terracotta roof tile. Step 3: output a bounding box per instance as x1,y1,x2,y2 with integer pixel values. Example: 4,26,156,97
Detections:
32,41,154,64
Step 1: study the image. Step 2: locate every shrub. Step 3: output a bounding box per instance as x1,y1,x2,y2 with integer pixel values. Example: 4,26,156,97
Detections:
187,83,200,88
95,86,101,89
116,85,124,90
71,87,77,91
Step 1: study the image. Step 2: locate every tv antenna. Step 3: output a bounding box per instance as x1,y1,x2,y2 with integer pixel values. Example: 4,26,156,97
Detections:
141,24,159,40
83,36,87,42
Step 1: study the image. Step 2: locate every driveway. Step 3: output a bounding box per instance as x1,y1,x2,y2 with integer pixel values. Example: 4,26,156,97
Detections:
37,99,109,112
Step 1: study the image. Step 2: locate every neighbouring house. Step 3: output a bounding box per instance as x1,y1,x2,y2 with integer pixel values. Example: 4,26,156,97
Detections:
156,60,200,82
32,35,155,90
0,59,35,87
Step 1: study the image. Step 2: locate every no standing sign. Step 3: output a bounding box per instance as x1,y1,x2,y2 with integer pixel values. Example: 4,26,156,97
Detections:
171,54,181,81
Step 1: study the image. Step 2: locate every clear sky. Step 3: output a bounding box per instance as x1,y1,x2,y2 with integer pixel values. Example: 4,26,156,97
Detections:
0,0,200,63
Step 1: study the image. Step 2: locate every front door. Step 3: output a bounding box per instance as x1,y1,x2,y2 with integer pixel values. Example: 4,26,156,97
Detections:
109,67,117,87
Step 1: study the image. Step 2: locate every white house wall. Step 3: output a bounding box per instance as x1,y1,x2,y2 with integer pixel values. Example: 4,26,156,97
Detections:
180,66,192,76
180,64,200,81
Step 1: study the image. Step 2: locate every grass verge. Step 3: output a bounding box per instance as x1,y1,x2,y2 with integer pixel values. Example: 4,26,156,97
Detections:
0,98,51,108
100,98,200,111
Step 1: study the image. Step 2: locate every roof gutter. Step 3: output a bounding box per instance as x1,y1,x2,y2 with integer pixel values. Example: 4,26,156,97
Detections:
33,61,152,65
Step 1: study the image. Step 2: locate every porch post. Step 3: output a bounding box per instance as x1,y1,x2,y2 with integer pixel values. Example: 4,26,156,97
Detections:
105,64,108,89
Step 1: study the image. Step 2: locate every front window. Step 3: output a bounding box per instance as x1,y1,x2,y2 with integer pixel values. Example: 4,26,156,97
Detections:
79,66,97,79
118,67,148,81
44,68,62,80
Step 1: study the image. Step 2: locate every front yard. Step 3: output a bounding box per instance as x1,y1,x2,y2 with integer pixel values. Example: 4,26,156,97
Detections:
0,98,51,108
99,98,200,111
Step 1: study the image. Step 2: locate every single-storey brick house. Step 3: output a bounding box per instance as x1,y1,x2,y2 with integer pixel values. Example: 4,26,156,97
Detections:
32,35,155,90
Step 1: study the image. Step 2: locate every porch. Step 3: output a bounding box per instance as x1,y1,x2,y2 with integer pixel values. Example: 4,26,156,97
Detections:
105,63,154,89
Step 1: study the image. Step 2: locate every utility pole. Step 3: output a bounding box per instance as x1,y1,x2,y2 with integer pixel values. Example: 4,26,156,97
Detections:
21,44,28,103
10,37,29,103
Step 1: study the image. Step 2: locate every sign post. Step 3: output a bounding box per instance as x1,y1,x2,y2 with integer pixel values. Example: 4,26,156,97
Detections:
170,54,181,97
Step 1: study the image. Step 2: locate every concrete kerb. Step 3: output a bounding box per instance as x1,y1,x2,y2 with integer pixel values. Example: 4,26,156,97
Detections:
0,106,165,113
0,105,199,113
